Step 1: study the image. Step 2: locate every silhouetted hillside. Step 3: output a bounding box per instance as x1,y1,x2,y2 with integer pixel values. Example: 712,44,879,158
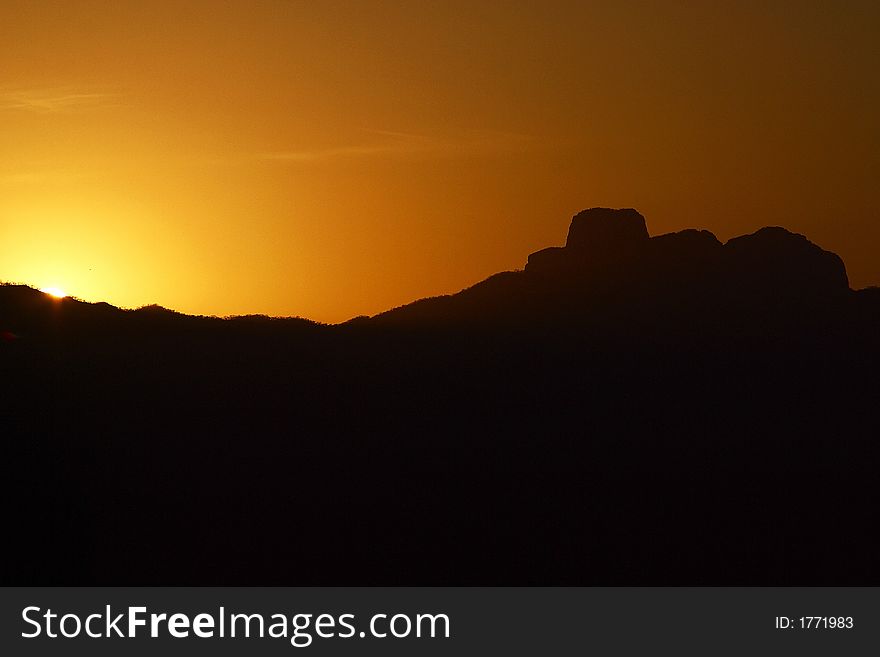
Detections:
3,208,879,585
371,208,853,329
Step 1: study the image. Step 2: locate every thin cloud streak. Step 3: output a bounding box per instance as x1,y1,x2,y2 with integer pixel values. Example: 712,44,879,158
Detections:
0,87,118,113
257,130,538,163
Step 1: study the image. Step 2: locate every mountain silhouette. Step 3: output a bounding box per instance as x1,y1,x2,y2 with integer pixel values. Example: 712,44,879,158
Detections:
370,208,854,334
3,208,878,585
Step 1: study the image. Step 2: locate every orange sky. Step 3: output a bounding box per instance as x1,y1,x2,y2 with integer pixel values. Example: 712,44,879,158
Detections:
2,1,878,322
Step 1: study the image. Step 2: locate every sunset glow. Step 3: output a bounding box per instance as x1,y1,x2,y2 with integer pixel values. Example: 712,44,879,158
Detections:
1,1,878,322
39,286,67,299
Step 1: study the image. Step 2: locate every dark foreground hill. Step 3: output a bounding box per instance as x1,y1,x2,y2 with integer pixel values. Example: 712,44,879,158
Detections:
3,208,879,584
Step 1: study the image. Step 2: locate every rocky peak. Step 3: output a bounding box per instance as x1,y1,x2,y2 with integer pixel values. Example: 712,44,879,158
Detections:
724,226,849,292
565,207,649,252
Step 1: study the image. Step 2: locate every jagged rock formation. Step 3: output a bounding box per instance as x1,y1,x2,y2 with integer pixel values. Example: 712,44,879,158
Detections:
724,226,848,294
373,207,854,327
526,207,847,292
527,207,650,275
566,207,649,250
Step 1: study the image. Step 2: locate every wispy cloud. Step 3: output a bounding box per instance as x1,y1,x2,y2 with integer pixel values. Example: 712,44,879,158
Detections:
257,130,537,163
0,86,117,113
258,144,406,162
0,169,100,186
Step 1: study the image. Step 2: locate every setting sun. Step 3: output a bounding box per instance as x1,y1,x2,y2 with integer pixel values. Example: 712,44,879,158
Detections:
40,286,67,299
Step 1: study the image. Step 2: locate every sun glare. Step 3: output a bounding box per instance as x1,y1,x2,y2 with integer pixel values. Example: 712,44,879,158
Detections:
40,286,67,299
